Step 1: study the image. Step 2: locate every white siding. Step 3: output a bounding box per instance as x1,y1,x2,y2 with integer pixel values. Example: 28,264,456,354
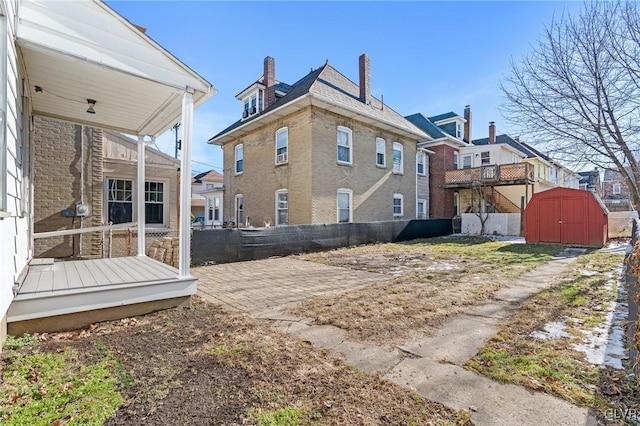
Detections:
1,0,30,321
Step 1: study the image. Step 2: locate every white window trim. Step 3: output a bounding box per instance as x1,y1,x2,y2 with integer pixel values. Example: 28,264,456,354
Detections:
453,152,459,170
375,137,385,167
392,142,403,174
235,194,244,227
337,126,353,165
235,143,243,175
480,151,490,166
393,193,403,217
337,188,353,223
417,198,427,219
462,154,473,169
275,127,288,165
454,192,460,216
613,183,621,195
104,177,169,228
416,151,426,176
275,189,288,226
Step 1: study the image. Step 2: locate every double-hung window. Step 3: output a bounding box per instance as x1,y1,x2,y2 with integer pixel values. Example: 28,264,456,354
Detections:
337,189,352,223
417,199,427,219
376,137,385,167
276,127,288,164
453,152,459,169
276,189,288,225
108,179,133,224
417,152,426,175
107,179,164,225
480,151,490,166
337,126,352,164
235,194,244,226
613,183,621,195
462,154,473,169
235,144,243,174
392,142,403,174
144,182,164,224
393,193,403,217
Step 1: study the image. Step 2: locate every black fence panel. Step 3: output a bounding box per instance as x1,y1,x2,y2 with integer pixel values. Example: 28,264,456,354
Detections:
627,219,640,372
191,219,452,265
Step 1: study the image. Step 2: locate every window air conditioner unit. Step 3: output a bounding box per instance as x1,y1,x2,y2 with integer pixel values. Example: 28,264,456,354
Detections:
242,110,249,118
277,153,288,163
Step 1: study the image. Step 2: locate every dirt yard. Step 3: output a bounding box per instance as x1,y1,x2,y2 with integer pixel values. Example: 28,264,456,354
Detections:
290,236,562,346
1,298,471,425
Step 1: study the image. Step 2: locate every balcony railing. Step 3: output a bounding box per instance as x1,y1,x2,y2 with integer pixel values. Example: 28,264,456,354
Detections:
444,163,534,187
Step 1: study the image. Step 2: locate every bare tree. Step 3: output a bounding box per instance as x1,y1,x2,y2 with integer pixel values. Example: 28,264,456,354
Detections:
471,181,490,235
501,1,640,204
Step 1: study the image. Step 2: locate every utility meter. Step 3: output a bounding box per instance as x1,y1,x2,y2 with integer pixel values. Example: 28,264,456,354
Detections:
76,203,89,217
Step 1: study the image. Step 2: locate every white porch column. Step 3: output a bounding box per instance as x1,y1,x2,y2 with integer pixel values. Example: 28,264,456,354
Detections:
179,89,194,277
137,135,146,256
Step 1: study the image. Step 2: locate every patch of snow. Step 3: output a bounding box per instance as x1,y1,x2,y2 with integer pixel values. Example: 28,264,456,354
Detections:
530,321,572,340
426,262,457,271
579,270,599,277
571,278,628,370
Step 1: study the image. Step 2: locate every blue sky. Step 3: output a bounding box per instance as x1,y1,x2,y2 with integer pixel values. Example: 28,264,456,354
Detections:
107,1,584,176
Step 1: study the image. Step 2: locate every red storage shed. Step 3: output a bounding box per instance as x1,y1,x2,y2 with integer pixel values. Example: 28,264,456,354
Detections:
524,187,608,247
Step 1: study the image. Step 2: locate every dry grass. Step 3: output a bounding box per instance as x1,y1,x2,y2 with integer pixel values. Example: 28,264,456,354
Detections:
2,298,472,426
465,249,639,423
289,236,563,346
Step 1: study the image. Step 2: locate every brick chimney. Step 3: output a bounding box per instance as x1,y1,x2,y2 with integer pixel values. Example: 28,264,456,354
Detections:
264,56,276,108
463,105,472,143
359,53,370,104
489,121,496,144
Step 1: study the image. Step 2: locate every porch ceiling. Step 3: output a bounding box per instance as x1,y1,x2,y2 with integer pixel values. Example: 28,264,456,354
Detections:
17,0,214,137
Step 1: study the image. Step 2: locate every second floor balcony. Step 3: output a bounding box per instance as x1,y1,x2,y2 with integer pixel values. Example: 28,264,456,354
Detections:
443,163,534,188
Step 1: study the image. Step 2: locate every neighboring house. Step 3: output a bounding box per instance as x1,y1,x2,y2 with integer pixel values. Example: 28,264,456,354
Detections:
1,0,213,346
33,116,180,259
577,169,602,196
209,55,432,226
405,107,471,219
191,169,224,227
602,168,634,211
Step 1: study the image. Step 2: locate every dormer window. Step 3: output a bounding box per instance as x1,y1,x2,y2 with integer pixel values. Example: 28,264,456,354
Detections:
241,89,264,120
456,122,462,139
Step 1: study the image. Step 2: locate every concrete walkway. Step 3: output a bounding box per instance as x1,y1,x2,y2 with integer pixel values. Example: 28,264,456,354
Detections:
194,249,597,426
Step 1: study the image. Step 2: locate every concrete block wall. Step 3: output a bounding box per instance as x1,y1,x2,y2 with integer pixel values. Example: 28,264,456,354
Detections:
33,116,103,258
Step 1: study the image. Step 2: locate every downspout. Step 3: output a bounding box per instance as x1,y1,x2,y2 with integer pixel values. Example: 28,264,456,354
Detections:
79,125,84,257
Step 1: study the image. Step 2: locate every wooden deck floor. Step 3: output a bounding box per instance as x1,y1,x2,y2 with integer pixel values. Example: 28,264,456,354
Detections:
8,256,196,325
19,256,180,294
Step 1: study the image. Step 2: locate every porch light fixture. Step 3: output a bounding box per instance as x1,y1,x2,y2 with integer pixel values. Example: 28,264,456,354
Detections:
86,99,96,114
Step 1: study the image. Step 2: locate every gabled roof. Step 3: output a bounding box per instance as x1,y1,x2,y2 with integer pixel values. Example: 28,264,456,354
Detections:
603,168,626,181
193,170,223,183
427,112,460,123
405,113,447,139
209,61,429,144
472,134,535,157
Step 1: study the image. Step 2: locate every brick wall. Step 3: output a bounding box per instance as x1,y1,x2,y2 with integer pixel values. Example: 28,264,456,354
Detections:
221,106,423,225
603,179,632,200
33,116,103,258
429,144,457,218
222,107,313,226
310,108,418,223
